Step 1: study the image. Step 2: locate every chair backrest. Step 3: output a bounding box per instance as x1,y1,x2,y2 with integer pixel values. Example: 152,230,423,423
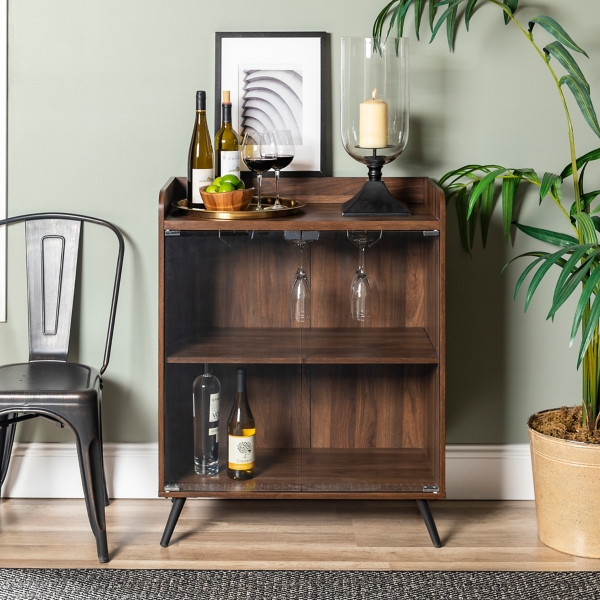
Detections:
0,213,124,374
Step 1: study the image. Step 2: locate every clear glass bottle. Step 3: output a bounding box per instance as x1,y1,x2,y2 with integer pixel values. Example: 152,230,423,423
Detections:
193,363,220,476
227,367,256,480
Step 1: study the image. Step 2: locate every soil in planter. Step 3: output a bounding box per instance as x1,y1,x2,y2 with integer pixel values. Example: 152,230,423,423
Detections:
530,406,600,443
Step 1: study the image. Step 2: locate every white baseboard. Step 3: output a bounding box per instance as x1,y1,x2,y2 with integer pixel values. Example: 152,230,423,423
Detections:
1,443,534,500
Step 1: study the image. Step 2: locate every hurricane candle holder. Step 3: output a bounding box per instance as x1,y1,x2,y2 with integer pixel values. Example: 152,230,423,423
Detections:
340,37,410,216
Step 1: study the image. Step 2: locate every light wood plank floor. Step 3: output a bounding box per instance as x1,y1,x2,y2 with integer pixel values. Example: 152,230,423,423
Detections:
1,499,599,570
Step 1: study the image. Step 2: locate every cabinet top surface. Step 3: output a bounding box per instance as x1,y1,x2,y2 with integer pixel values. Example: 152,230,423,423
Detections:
160,176,446,232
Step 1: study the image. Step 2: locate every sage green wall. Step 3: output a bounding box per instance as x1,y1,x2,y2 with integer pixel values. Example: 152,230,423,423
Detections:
4,1,599,443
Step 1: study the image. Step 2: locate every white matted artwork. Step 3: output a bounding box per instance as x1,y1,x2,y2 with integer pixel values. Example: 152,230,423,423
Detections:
0,0,6,322
216,32,327,176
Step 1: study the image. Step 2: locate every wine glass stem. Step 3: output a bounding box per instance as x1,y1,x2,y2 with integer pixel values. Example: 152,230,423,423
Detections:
358,244,366,270
275,169,281,205
257,173,263,210
298,245,304,270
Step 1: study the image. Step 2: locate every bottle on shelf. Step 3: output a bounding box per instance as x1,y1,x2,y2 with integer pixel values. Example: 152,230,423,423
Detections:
193,364,221,476
188,90,214,205
227,367,256,480
214,90,240,180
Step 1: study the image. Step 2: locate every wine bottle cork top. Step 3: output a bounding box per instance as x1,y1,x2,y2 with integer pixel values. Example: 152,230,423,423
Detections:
223,90,231,104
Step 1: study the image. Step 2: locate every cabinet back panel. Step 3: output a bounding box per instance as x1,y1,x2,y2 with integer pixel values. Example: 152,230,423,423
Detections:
311,232,435,329
309,364,437,452
164,364,306,484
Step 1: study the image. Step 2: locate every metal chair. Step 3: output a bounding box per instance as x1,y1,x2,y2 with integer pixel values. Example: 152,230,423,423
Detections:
0,213,124,563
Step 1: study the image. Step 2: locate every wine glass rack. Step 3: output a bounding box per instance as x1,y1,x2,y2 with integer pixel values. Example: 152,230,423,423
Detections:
158,176,445,547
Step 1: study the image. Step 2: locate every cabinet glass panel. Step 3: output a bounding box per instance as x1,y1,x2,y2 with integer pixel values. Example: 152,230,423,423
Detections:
163,231,304,492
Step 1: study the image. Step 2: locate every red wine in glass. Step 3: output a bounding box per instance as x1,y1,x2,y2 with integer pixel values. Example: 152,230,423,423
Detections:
243,157,277,173
272,130,295,208
241,132,277,210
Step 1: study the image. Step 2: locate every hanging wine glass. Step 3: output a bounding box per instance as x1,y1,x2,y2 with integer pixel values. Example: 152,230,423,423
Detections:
272,130,295,209
286,232,319,324
347,231,382,321
241,131,277,211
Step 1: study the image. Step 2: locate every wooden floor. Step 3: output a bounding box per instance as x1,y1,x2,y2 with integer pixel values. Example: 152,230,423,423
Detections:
0,498,599,570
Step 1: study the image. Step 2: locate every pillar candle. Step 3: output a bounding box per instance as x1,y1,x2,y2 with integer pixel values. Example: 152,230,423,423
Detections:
359,89,388,149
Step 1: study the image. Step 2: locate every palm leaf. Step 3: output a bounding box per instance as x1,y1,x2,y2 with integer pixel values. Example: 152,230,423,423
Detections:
573,213,598,244
549,249,599,321
429,0,438,31
529,16,589,58
467,167,507,217
455,186,472,253
503,0,518,25
570,265,600,348
560,75,600,139
446,4,459,51
524,247,573,311
414,0,425,39
561,148,600,180
465,0,479,30
512,256,546,301
540,172,561,204
502,175,521,243
373,0,398,39
513,168,541,185
544,42,590,92
514,223,579,247
430,0,464,45
480,181,494,247
578,288,600,367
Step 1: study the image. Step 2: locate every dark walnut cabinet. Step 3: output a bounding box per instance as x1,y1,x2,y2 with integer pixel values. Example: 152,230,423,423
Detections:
158,176,445,545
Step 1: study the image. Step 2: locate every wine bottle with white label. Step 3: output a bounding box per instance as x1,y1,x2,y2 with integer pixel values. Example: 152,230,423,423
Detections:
214,90,240,180
188,90,214,205
193,364,220,476
227,367,255,480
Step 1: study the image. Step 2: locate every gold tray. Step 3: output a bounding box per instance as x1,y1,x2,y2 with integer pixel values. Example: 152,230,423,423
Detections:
171,197,304,219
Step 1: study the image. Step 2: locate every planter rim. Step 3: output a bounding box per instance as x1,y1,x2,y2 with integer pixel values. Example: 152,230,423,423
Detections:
528,407,600,448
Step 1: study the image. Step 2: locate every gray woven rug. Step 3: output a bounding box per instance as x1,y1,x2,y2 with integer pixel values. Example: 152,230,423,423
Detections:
0,569,599,599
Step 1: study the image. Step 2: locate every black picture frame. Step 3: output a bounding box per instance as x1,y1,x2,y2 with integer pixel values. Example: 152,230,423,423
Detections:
215,32,328,177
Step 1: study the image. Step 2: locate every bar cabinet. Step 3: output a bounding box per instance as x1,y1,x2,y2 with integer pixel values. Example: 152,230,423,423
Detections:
158,176,445,546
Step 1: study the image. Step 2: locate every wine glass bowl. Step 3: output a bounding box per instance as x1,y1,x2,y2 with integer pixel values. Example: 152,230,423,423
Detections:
241,132,277,211
272,130,296,209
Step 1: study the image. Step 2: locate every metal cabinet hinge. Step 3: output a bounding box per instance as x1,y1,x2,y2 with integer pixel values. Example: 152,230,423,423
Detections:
164,484,180,492
165,230,180,237
423,230,440,237
284,230,320,241
423,485,440,493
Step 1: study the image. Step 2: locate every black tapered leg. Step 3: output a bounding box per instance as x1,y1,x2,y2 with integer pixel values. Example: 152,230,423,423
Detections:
160,498,186,548
417,499,442,548
0,413,17,489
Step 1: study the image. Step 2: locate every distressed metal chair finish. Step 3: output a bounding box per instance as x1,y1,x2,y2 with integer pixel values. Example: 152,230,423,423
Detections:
0,213,124,563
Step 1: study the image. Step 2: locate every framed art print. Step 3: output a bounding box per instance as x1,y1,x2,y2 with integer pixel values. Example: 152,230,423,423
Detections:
215,32,327,177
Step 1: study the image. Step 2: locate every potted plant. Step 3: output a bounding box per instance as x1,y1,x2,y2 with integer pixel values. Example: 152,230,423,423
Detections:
373,0,600,557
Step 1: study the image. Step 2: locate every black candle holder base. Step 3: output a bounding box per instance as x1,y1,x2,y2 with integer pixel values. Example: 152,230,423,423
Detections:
341,180,411,217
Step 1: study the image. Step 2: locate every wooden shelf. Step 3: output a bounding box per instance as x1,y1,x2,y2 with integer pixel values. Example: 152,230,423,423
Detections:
167,328,439,365
166,448,435,497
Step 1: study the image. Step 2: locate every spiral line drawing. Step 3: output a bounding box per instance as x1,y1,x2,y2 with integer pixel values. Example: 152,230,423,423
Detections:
240,69,303,145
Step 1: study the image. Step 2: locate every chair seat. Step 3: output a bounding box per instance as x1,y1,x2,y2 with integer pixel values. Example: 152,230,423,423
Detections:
0,361,101,400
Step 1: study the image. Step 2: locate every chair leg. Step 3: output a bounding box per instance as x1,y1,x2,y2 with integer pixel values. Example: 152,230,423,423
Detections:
67,405,109,563
0,413,17,489
97,395,109,507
